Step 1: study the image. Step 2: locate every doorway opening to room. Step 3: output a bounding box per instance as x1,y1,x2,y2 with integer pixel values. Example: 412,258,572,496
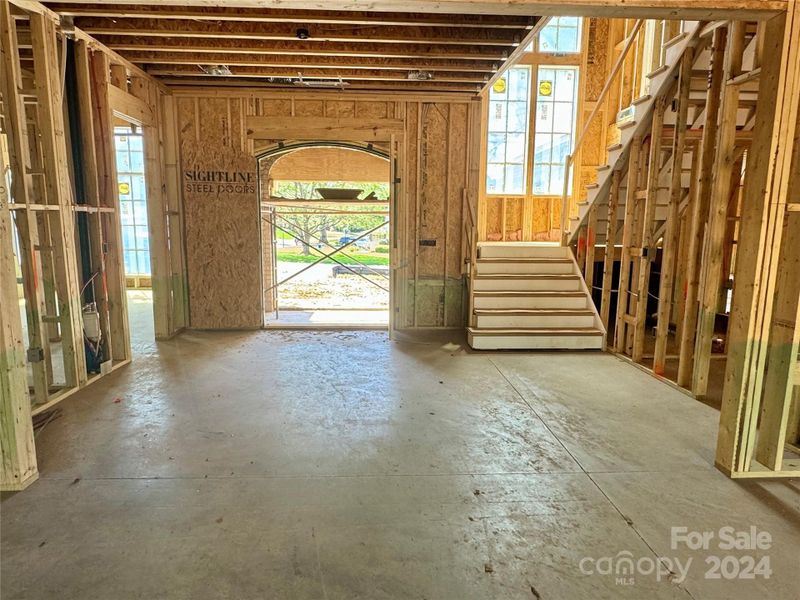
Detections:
258,143,391,328
113,122,155,347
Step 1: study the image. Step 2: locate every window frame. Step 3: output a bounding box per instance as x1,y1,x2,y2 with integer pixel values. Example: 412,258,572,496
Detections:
114,126,151,277
484,65,532,197
531,64,581,197
537,16,583,55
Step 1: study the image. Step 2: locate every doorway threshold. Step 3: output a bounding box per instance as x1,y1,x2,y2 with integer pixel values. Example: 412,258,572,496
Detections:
265,308,389,329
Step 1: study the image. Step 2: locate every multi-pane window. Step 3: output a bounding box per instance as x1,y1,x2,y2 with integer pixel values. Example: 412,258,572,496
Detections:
538,17,582,54
486,67,531,195
533,66,579,195
114,127,150,276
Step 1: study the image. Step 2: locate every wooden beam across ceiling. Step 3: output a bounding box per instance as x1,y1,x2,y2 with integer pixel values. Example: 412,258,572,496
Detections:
45,5,537,28
143,64,490,83
86,37,512,61
158,77,483,93
120,51,501,73
41,0,786,19
72,18,525,46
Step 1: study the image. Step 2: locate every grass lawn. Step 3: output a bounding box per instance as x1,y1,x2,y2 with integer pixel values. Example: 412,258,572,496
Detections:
277,249,389,266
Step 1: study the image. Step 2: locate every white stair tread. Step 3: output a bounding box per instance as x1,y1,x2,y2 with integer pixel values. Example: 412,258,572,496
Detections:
474,308,594,316
472,290,585,297
474,274,579,280
476,257,571,263
468,327,604,336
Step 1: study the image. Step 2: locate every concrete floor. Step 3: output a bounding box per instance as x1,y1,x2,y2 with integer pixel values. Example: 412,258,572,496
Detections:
2,320,800,598
266,308,389,328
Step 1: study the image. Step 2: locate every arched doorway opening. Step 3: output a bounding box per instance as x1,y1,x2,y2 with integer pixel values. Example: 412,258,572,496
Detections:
257,142,392,328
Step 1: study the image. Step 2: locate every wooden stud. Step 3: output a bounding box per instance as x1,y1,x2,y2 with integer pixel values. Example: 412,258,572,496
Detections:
160,94,190,333
614,134,643,353
693,21,746,397
653,47,693,374
0,0,49,404
717,7,800,476
30,11,87,386
632,95,667,363
75,38,114,363
90,50,131,362
600,169,621,333
0,133,38,492
677,26,726,388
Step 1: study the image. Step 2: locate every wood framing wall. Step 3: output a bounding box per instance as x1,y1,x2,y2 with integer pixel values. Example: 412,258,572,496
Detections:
565,11,800,478
172,90,481,330
0,0,186,489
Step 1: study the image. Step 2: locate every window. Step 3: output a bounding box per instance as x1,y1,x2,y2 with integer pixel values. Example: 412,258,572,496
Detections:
538,17,582,54
114,127,151,276
486,67,531,195
533,66,579,195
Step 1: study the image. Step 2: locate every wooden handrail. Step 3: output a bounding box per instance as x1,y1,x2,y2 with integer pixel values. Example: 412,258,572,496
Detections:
560,19,645,242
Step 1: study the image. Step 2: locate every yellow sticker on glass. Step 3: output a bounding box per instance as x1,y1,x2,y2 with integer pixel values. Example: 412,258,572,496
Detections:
492,78,507,94
118,182,130,195
539,80,553,96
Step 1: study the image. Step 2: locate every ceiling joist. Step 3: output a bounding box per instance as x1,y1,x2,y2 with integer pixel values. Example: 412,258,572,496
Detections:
77,18,523,46
121,51,501,73
144,64,490,83
39,2,540,92
46,4,537,28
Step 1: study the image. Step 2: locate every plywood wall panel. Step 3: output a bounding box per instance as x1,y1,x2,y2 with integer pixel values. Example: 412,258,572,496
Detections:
418,103,448,280
269,147,389,182
324,100,356,118
294,99,325,117
355,102,390,119
179,98,262,329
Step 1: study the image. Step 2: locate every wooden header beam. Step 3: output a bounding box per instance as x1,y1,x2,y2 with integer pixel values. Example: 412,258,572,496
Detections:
38,0,787,19
45,5,537,28
247,116,405,142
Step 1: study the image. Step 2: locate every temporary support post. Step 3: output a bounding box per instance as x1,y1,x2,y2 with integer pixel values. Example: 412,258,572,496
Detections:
717,5,800,478
693,21,746,397
654,48,694,374
0,134,38,492
677,26,726,388
600,170,621,334
632,96,668,363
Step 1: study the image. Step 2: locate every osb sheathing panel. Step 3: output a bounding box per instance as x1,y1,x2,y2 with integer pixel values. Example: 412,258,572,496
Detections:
269,147,389,182
175,91,475,330
178,96,262,329
585,19,611,102
482,196,556,241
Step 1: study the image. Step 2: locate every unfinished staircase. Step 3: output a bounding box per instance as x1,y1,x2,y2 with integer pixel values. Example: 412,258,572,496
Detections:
565,19,759,246
566,20,703,245
467,243,605,350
